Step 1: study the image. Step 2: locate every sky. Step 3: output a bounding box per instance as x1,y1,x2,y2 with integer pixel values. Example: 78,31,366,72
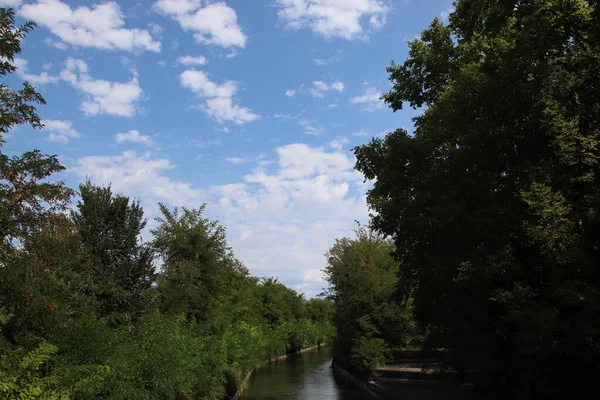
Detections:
2,0,452,298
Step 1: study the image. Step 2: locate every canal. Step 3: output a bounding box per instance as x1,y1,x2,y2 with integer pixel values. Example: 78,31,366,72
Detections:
241,346,375,400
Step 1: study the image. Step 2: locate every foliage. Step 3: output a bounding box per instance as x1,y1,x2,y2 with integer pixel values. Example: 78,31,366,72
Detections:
324,224,415,378
0,9,336,399
71,181,155,317
353,0,600,397
0,8,45,139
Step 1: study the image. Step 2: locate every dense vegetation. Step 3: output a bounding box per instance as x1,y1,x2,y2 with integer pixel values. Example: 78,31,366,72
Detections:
0,8,333,399
324,0,599,398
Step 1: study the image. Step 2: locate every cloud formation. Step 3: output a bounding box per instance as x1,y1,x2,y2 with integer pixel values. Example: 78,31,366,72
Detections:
42,119,81,143
60,58,143,117
115,130,152,145
19,0,161,52
275,0,389,40
350,86,384,111
153,0,246,48
180,69,260,125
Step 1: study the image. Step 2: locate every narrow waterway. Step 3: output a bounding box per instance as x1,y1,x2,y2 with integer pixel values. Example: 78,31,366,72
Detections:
241,346,376,400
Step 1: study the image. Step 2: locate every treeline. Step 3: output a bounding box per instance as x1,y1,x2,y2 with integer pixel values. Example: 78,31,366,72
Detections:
325,1,600,399
0,8,333,399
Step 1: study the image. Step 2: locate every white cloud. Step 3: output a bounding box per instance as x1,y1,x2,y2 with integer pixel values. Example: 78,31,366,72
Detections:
298,118,324,135
60,58,142,117
153,0,246,48
350,86,384,111
313,58,328,66
19,0,161,52
226,154,266,164
177,55,208,66
42,119,81,143
275,0,389,40
284,89,296,97
211,143,368,297
13,57,59,85
327,103,337,108
329,137,349,150
352,130,369,137
180,69,260,125
309,80,344,98
72,151,204,207
441,6,454,21
115,130,152,145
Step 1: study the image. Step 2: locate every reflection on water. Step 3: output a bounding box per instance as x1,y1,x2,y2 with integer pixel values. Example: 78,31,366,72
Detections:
242,346,376,400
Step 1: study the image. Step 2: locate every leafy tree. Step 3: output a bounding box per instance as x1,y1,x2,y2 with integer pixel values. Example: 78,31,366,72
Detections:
71,181,155,317
324,224,414,378
151,203,245,328
354,0,600,396
0,8,45,140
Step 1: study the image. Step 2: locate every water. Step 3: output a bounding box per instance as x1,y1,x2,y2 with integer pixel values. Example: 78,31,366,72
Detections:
241,346,376,400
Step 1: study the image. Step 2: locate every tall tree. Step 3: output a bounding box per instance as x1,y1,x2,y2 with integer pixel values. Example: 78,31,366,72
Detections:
71,181,155,317
354,0,600,397
324,225,414,378
151,203,245,328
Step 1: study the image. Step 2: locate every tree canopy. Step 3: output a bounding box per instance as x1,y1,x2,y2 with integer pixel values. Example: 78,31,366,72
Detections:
353,0,599,396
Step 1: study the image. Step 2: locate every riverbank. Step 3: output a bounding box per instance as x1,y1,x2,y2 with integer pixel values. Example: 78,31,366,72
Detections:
332,361,493,400
230,343,326,400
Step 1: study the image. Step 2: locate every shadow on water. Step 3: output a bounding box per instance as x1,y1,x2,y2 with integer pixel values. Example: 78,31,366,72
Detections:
241,346,377,400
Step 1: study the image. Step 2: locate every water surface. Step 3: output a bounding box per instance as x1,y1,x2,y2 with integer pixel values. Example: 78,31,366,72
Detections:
242,346,375,400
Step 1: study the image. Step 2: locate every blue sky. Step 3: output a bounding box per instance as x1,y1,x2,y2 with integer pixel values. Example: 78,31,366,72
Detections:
3,0,452,297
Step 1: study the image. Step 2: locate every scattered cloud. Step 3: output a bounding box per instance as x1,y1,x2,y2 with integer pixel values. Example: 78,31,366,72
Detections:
180,69,260,125
19,0,161,52
350,87,384,111
226,154,265,164
284,89,296,97
14,57,142,117
275,0,390,40
327,103,337,108
41,119,81,143
13,57,59,85
72,151,204,207
298,118,324,135
309,80,344,98
115,130,152,145
60,58,143,117
329,137,349,150
177,55,208,66
352,130,369,137
153,0,246,49
211,142,367,296
441,6,454,21
44,38,68,50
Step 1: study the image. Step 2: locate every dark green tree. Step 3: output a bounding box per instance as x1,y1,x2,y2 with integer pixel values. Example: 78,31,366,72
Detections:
71,181,155,317
354,0,600,397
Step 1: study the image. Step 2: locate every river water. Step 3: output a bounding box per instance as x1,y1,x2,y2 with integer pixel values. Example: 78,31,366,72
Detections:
241,346,375,400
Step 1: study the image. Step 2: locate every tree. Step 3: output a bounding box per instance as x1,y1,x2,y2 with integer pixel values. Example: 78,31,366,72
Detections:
151,203,245,328
324,224,414,378
354,1,600,397
71,181,155,317
0,8,45,140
